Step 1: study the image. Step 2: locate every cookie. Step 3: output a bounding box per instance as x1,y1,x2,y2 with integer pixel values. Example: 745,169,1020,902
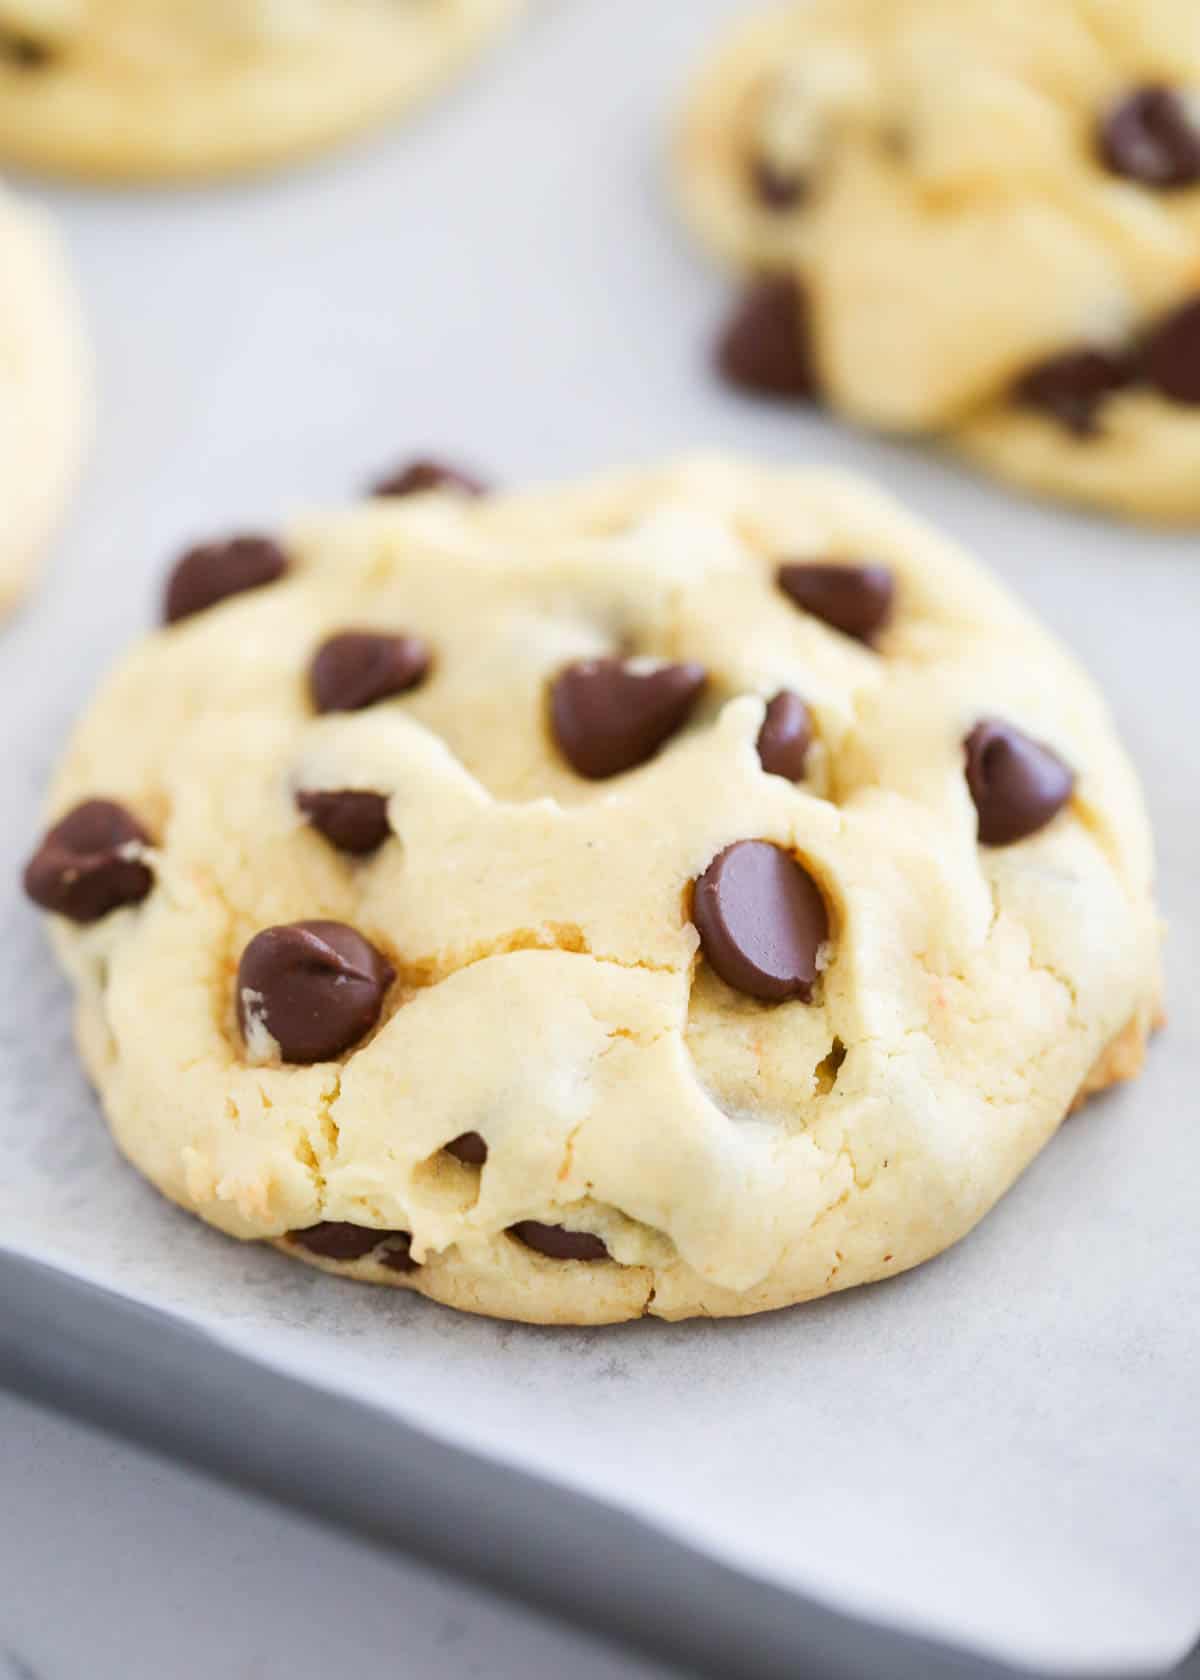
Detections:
0,180,87,615
0,0,524,181
677,0,1200,523
24,457,1160,1324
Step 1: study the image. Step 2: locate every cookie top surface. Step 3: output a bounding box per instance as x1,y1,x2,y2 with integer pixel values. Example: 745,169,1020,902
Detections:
31,458,1160,1323
0,0,523,179
0,181,87,613
677,0,1200,523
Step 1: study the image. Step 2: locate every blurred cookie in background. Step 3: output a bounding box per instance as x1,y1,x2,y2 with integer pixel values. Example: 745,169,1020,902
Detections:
0,179,87,616
677,0,1200,524
0,0,526,181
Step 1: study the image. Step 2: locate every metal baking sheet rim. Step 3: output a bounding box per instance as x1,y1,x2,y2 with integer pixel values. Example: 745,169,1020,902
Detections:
0,1247,1195,1680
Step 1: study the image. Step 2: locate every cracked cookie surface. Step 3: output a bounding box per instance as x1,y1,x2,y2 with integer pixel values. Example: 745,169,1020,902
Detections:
26,457,1160,1323
0,180,87,614
678,0,1200,523
0,0,524,180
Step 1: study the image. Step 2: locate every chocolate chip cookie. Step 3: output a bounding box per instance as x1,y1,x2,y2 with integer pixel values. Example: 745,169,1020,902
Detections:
0,180,87,614
24,457,1161,1323
678,0,1200,523
0,0,524,181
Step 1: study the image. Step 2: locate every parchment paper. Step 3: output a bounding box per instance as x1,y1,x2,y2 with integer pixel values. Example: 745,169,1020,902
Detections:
1,2,1197,1672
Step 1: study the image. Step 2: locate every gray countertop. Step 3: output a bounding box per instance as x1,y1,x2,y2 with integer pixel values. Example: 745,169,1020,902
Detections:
0,1389,671,1680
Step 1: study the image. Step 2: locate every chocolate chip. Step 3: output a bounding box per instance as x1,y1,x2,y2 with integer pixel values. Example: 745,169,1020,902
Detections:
1142,296,1200,405
964,721,1076,846
238,920,394,1063
509,1222,610,1262
289,1221,407,1261
752,155,806,210
445,1132,488,1166
1,33,53,67
163,535,287,624
310,630,432,714
296,789,391,857
693,840,829,1003
379,1234,419,1274
757,691,814,781
1099,87,1200,188
23,800,153,924
716,277,818,400
1014,348,1135,436
370,458,488,499
550,657,707,780
777,561,894,643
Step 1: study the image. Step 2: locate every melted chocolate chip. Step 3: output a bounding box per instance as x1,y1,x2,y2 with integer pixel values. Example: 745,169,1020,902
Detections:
379,1234,419,1274
716,277,818,400
310,631,432,714
238,920,394,1064
289,1222,407,1262
1015,348,1135,436
509,1222,610,1262
1,33,53,68
550,657,707,780
23,800,153,924
693,840,829,1003
752,155,806,210
1142,296,1200,405
964,721,1075,846
296,789,391,857
163,535,287,624
445,1132,488,1167
757,691,814,781
777,561,894,643
371,458,488,499
1099,87,1200,188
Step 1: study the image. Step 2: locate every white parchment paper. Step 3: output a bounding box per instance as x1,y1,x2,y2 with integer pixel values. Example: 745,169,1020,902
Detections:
1,2,1197,1672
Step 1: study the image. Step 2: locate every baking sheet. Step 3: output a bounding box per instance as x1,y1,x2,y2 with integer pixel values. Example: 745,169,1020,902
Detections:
1,1,1197,1673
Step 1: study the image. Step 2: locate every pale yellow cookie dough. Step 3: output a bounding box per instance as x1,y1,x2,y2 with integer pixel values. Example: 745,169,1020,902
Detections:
30,458,1160,1324
677,0,1200,523
0,180,87,614
0,0,524,181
